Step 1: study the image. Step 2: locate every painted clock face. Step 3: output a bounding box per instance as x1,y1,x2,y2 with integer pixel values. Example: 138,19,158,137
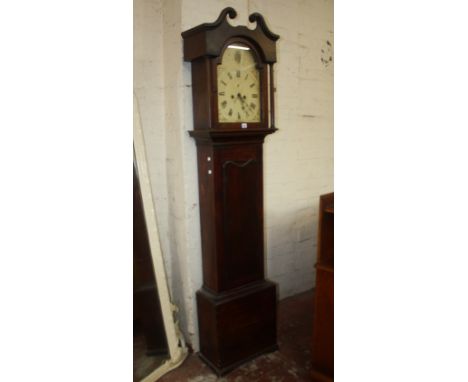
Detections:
217,43,261,123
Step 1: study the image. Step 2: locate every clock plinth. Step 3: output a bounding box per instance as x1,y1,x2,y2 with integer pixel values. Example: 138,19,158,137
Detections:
182,8,280,375
197,281,277,376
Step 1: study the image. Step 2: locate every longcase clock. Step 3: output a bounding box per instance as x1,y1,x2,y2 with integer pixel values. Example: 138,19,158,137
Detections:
182,8,280,375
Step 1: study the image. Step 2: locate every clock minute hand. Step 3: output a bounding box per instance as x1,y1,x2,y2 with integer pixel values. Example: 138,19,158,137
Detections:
237,93,253,111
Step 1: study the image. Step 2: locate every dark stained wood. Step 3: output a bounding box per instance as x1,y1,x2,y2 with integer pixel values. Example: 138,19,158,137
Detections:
181,7,279,63
197,280,278,376
216,144,264,288
183,8,278,131
311,192,334,381
182,8,280,376
189,128,277,144
269,63,276,129
189,131,279,375
191,132,274,294
190,57,214,130
133,164,168,355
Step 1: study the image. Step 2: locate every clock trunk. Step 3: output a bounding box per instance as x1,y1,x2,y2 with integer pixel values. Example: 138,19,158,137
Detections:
189,130,277,375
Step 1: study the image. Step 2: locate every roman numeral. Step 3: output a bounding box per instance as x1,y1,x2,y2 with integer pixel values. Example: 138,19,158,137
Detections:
252,94,258,98
250,83,255,88
236,70,240,78
237,112,241,120
221,80,227,86
219,92,225,96
228,73,233,80
250,103,256,109
228,108,233,116
221,101,227,108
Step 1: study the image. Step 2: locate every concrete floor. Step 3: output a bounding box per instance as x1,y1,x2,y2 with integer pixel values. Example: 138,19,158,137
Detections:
159,289,314,382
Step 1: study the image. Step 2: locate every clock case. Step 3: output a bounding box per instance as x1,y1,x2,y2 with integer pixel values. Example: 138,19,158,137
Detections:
182,8,280,375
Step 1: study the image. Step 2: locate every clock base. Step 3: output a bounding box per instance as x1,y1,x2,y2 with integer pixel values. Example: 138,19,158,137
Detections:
198,344,278,377
196,280,278,376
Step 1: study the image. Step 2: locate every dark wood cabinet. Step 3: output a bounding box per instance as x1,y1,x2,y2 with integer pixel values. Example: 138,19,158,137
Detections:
182,8,280,376
311,192,334,382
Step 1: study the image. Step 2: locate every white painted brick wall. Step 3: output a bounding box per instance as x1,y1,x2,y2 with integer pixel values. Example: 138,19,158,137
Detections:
134,0,171,278
134,0,333,350
257,0,334,299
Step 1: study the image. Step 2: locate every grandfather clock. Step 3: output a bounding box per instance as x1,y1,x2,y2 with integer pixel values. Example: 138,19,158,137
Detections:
182,8,280,375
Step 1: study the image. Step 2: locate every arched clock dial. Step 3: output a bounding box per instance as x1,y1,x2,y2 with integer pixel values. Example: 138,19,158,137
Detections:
217,43,261,123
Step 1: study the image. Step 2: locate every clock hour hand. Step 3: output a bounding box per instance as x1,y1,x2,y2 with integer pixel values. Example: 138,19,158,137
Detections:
236,93,246,104
237,93,253,111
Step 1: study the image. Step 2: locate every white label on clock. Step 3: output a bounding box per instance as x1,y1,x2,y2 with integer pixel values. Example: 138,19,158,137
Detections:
241,123,248,129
